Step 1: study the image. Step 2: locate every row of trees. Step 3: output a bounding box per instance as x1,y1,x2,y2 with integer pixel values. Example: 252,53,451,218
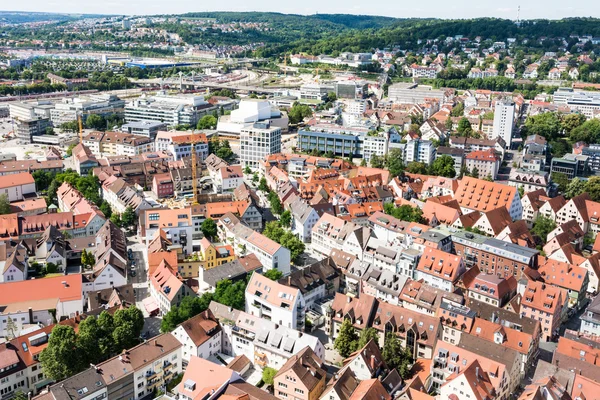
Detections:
262,221,306,263
209,138,235,162
402,155,457,178
40,307,144,381
383,203,425,223
369,148,405,177
160,278,248,332
552,175,600,202
334,319,413,379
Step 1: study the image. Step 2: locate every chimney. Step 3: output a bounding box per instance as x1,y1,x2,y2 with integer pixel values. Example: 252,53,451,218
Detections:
28,307,33,324
347,297,352,303
475,366,480,381
288,276,291,286
154,339,158,346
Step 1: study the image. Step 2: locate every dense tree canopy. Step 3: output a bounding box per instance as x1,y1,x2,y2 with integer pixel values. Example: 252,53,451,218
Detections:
40,308,144,381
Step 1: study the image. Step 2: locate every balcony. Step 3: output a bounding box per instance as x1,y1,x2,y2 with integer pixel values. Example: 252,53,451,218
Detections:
145,369,163,380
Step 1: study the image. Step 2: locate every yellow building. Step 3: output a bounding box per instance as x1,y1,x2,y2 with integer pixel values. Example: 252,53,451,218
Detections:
200,238,236,270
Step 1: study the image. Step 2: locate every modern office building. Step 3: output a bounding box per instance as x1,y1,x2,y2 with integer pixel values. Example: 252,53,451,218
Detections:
50,94,125,125
550,154,589,179
335,80,369,99
553,87,600,118
125,92,211,127
298,130,361,157
387,82,449,104
121,120,167,139
240,121,282,168
9,101,53,143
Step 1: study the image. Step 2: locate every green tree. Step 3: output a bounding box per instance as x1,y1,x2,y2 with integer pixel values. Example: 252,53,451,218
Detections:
252,173,259,184
197,115,217,130
565,178,586,199
45,126,55,135
280,210,292,227
429,155,456,178
450,102,464,117
457,117,472,136
46,262,58,273
357,327,380,349
384,333,413,379
262,367,277,386
531,215,557,242
384,203,425,223
110,213,122,228
258,177,269,192
66,143,77,157
288,102,313,124
585,176,600,202
120,206,136,228
561,113,586,134
77,316,105,364
471,167,480,178
263,269,283,281
33,170,53,192
39,325,83,381
215,140,234,161
370,154,385,169
85,114,106,131
334,318,359,358
525,112,560,141
445,115,453,130
517,186,525,199
360,158,367,167
0,194,11,215
243,166,252,174
99,201,113,218
552,172,569,193
406,162,429,174
268,192,283,215
201,218,218,240
81,248,95,268
279,231,305,262
570,119,600,144
386,148,404,177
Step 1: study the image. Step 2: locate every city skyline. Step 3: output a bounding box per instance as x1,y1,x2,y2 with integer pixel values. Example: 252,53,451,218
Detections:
1,0,599,20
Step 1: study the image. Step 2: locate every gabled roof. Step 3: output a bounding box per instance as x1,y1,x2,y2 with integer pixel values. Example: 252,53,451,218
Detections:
274,346,325,392
348,379,391,400
477,206,513,236
455,177,517,213
331,293,376,330
179,309,222,347
417,247,464,283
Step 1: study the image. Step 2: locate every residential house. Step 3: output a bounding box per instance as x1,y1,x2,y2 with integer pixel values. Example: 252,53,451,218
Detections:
520,281,567,341
415,248,466,292
274,347,327,400
245,272,305,330
172,309,222,363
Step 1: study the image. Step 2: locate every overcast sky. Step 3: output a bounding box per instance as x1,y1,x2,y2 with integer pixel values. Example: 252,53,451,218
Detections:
3,0,599,20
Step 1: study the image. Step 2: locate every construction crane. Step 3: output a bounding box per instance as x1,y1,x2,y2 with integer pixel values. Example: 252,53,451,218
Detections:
190,131,199,205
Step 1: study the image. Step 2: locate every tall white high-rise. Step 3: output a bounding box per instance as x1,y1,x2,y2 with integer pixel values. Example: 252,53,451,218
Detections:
492,98,515,149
